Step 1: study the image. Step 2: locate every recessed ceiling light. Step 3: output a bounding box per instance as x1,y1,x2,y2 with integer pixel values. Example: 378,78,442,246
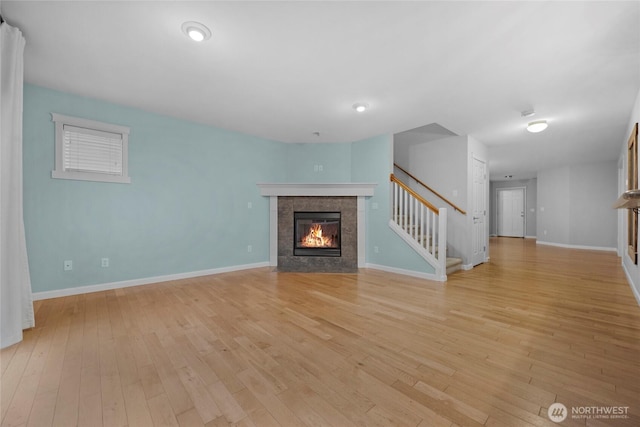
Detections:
527,120,548,133
353,103,368,113
182,21,211,42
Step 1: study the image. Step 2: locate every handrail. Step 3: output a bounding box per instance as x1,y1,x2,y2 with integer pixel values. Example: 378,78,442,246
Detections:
390,174,439,214
393,163,467,215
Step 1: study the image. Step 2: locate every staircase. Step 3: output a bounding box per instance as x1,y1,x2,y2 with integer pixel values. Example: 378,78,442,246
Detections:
389,174,462,280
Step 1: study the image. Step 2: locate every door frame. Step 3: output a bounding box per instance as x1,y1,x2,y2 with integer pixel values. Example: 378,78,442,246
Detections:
495,186,526,238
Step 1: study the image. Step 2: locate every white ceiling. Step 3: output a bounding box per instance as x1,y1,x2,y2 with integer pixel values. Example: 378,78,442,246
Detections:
3,1,639,180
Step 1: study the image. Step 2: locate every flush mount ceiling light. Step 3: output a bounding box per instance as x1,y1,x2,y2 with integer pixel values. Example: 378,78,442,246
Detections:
527,120,548,133
353,103,368,113
182,21,211,42
521,110,535,118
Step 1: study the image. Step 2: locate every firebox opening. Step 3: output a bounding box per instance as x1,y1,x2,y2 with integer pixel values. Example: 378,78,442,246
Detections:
294,211,341,257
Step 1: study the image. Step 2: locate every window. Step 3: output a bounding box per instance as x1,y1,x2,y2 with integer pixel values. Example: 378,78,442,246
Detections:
51,113,131,183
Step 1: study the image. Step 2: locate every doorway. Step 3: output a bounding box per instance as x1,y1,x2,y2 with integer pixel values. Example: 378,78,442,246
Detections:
497,188,525,237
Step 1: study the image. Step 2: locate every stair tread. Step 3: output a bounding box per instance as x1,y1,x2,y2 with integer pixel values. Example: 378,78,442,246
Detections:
446,257,462,267
446,257,463,275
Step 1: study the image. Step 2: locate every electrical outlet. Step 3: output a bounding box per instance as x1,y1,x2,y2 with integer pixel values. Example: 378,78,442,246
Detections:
371,202,379,210
314,164,319,172
101,258,109,267
374,246,379,253
318,164,324,172
247,245,252,253
247,201,252,209
64,260,73,271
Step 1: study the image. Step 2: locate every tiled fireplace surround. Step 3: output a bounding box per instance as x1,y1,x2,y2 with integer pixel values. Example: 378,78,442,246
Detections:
257,183,377,272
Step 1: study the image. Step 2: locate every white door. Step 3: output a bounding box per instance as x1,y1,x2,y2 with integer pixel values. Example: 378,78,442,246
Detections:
497,188,525,237
471,157,487,266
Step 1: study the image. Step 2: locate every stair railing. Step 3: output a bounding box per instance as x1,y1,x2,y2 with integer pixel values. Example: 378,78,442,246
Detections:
394,163,466,215
390,174,447,279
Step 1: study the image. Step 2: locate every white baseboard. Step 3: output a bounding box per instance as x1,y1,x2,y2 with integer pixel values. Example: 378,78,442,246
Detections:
621,260,640,307
32,262,271,301
365,263,446,282
535,240,616,252
462,263,473,270
525,235,537,239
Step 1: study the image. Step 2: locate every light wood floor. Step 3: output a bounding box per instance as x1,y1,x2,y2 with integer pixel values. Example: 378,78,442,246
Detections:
2,237,639,427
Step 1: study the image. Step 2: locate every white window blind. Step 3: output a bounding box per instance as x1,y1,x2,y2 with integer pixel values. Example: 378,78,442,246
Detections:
51,113,131,184
63,125,123,175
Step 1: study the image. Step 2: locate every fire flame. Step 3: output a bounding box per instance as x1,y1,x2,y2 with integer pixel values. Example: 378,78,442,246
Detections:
301,223,334,247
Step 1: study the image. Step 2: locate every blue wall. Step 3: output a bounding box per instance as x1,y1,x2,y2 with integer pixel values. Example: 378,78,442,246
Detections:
23,84,434,294
23,85,285,293
285,143,352,182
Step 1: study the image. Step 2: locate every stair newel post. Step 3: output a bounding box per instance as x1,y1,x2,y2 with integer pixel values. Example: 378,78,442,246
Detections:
438,208,447,280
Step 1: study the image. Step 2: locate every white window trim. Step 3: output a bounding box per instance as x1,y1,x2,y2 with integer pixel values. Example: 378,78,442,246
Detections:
51,113,131,184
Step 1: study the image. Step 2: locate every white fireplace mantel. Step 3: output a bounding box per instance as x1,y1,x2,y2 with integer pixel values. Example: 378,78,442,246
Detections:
257,182,376,197
257,182,377,268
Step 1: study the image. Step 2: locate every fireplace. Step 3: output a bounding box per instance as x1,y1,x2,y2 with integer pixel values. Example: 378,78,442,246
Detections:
257,182,376,272
294,212,341,257
273,196,361,272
